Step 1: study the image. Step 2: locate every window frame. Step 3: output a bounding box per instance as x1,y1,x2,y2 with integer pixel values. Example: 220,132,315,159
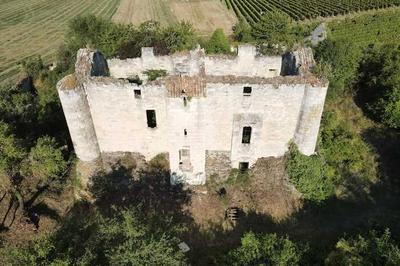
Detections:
134,89,142,99
243,86,252,96
239,162,249,171
242,126,252,144
146,110,157,128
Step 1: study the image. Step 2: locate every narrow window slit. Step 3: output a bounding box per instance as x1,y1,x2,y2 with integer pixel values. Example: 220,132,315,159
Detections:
146,110,157,128
242,126,252,144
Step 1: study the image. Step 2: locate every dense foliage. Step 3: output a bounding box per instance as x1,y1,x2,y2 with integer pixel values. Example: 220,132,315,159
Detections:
223,0,400,22
251,11,292,45
66,15,198,63
231,11,313,51
326,229,400,265
286,143,334,203
286,103,377,203
1,206,186,265
222,232,304,265
204,29,231,54
315,39,362,98
357,44,400,128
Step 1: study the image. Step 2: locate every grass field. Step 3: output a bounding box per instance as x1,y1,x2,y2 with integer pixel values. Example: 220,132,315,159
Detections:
113,0,237,35
0,0,121,85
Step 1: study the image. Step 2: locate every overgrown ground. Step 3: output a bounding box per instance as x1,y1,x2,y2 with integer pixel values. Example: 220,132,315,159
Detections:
113,0,237,35
0,0,121,85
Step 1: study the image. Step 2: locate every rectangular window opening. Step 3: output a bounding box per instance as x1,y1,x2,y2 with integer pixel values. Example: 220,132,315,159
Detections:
134,89,141,99
242,126,252,144
239,162,249,172
146,110,157,128
243,86,252,96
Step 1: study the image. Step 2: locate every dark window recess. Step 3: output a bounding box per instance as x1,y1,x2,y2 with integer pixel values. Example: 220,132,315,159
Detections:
243,86,252,95
127,75,142,85
146,110,157,128
184,129,188,136
239,162,249,171
242,126,252,144
134,89,141,99
269,69,277,72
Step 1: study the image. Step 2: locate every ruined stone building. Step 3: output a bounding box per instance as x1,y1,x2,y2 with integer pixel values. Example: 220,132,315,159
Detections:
57,45,328,185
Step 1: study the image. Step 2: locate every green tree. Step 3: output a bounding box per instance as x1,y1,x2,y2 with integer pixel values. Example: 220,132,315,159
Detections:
0,121,68,226
204,28,231,54
357,44,400,128
251,11,292,45
314,38,362,99
0,122,26,226
326,229,400,266
162,21,197,53
24,137,67,186
0,83,38,135
1,206,187,265
233,19,253,42
223,232,304,265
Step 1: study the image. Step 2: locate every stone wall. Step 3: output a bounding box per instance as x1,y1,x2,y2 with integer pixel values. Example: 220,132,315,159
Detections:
57,46,328,185
107,45,282,80
205,150,232,183
57,75,101,162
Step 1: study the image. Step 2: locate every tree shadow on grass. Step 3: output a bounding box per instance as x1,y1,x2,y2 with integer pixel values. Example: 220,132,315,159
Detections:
42,151,400,265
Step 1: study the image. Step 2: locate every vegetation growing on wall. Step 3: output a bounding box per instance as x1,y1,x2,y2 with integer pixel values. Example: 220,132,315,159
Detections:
143,69,167,81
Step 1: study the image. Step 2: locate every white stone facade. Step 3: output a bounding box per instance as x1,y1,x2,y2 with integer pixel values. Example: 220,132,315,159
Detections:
57,45,328,185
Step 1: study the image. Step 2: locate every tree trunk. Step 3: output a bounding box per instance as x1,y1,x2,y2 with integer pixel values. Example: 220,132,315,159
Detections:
1,194,14,227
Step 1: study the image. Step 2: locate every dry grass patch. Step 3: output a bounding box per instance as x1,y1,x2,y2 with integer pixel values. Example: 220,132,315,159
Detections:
113,0,237,35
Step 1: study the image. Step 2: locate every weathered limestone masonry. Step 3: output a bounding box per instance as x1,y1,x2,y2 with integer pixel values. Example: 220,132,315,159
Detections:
57,45,328,185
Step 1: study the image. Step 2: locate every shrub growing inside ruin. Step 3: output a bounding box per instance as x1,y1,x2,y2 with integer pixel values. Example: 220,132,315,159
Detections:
144,69,167,81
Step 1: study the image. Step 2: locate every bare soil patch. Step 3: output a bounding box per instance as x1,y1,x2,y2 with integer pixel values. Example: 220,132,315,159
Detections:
0,186,75,246
186,157,302,228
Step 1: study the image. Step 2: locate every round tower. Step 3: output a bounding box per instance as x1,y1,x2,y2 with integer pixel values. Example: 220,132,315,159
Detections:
57,74,101,161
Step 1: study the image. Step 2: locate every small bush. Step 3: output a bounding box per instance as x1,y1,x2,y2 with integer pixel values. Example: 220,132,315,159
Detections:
227,168,250,186
143,69,167,81
222,232,304,265
20,56,44,79
286,143,335,203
